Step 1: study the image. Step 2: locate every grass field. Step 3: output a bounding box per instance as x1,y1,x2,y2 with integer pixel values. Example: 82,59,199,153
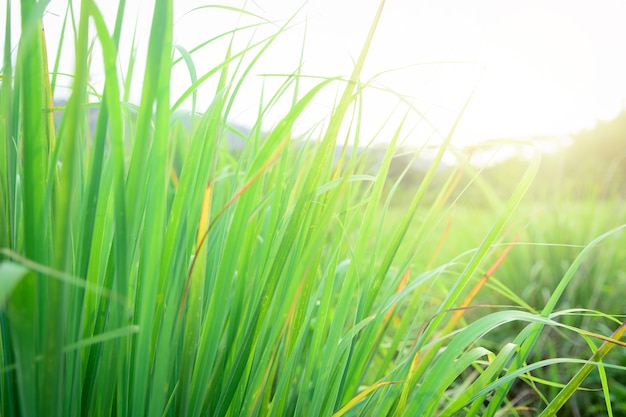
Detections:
1,1,625,416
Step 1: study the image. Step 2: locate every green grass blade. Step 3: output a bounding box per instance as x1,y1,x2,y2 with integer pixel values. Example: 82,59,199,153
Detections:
538,321,626,416
5,269,38,417
487,224,626,414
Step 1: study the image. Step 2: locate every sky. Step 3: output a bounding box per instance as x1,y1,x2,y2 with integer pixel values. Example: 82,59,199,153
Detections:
5,0,626,147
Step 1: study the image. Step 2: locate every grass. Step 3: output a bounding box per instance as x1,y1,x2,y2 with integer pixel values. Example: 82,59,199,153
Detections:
1,1,625,416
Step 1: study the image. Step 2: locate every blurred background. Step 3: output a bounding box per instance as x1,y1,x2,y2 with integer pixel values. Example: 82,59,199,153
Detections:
3,0,625,193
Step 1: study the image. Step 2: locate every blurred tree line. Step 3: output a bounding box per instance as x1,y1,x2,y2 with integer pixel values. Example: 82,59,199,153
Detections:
561,111,626,193
459,110,626,204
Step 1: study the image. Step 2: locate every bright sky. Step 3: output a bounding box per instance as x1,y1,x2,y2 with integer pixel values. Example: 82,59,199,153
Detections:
6,0,626,146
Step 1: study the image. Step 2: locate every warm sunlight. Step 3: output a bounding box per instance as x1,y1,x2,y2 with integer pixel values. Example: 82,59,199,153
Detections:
21,0,626,145
3,1,625,415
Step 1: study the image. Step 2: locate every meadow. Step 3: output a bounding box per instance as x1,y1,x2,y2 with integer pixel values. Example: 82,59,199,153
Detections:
1,1,625,416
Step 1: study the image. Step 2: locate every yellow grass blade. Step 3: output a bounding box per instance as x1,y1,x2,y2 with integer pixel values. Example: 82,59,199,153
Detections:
442,232,521,335
332,381,402,417
196,183,212,250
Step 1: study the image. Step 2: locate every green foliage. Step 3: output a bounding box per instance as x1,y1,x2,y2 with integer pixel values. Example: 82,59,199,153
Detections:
1,1,624,417
567,112,626,178
451,111,626,204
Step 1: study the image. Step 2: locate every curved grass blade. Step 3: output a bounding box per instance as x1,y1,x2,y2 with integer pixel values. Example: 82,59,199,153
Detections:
538,320,626,417
486,224,626,415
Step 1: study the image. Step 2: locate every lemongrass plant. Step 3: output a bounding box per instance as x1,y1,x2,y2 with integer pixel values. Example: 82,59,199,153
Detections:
1,1,625,416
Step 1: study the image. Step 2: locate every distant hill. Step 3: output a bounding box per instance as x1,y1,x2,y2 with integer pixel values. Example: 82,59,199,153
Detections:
52,99,250,150
52,99,445,183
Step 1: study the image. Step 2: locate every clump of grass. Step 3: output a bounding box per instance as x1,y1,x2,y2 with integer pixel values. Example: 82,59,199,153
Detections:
1,1,625,416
